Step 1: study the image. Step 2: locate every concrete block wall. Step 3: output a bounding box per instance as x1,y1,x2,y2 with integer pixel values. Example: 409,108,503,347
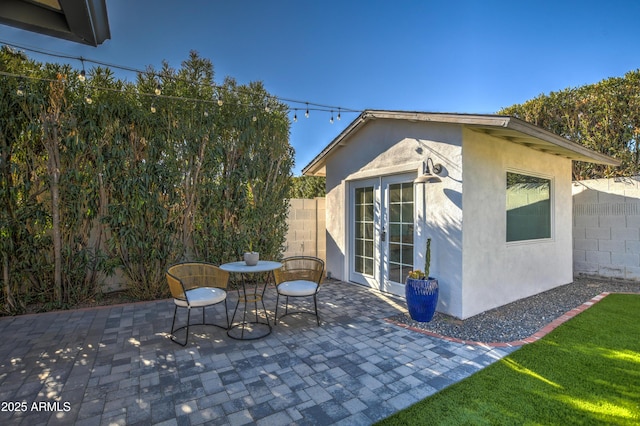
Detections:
573,177,640,280
283,198,326,265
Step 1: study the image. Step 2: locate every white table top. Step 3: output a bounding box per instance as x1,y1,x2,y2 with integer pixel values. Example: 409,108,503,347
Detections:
220,260,282,273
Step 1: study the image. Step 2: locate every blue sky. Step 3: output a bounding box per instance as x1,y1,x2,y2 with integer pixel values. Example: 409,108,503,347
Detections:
2,0,640,174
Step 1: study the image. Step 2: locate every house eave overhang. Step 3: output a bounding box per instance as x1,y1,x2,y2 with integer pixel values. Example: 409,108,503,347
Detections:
301,110,621,176
0,0,110,46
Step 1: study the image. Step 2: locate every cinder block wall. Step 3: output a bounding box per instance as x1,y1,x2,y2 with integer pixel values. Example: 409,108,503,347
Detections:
283,198,326,265
573,177,640,280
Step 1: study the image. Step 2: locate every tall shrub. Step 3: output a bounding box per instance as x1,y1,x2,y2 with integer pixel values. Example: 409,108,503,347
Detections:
0,48,53,312
0,47,294,310
499,70,640,179
192,78,293,263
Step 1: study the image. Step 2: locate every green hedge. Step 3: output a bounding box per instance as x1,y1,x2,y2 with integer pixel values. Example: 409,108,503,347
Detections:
0,48,293,313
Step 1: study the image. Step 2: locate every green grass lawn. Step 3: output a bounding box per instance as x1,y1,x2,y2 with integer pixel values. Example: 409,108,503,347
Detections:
377,293,640,425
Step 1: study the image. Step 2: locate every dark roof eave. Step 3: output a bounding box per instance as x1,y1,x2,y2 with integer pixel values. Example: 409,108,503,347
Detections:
0,0,110,46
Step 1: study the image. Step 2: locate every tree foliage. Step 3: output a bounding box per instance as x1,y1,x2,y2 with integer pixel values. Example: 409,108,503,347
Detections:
290,176,325,198
0,47,293,313
499,70,640,179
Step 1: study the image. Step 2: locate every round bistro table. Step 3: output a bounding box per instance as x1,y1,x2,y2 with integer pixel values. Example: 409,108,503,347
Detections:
220,260,282,340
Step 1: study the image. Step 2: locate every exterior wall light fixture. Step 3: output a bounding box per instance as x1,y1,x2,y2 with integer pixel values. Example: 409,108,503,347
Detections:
415,157,443,183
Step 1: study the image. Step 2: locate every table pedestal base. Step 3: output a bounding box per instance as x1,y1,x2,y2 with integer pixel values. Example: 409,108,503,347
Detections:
227,272,273,340
220,261,282,341
227,321,271,340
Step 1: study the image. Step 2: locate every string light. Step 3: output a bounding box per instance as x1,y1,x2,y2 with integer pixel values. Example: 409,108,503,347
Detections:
5,68,359,124
78,58,86,82
330,110,334,124
0,40,363,121
152,80,160,112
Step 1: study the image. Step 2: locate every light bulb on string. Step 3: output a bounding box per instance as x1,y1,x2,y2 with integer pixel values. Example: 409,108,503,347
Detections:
78,59,86,82
85,93,93,104
16,83,24,97
150,102,157,113
203,110,209,117
330,110,334,124
217,99,223,106
337,108,341,121
293,110,298,122
252,115,257,122
154,83,161,96
305,103,309,118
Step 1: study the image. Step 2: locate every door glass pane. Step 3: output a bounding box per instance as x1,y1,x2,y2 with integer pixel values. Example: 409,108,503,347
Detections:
389,203,401,222
389,224,401,243
365,240,373,257
364,258,374,275
402,245,413,264
389,262,401,284
387,182,414,284
389,243,401,263
402,205,414,222
390,184,401,202
355,186,374,276
401,224,413,243
365,223,373,239
402,184,412,202
364,187,373,203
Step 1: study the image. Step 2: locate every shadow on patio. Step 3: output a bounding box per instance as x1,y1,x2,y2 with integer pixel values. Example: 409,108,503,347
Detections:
0,280,513,425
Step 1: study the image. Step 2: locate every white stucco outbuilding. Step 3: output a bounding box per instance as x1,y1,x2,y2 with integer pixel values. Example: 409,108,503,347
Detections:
302,110,620,319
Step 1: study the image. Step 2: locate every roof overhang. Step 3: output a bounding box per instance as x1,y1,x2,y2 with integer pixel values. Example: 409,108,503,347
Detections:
0,0,110,46
301,110,621,176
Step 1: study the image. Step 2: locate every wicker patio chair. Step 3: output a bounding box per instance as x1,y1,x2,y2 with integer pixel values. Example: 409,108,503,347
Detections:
166,262,230,346
273,256,325,326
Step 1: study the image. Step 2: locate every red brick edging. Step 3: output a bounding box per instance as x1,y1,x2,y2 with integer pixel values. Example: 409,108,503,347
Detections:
385,292,615,348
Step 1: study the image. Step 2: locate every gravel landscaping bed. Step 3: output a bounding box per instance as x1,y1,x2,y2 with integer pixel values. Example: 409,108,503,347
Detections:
389,276,640,343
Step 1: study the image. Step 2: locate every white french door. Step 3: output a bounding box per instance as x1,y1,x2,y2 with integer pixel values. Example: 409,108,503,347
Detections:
350,178,379,288
349,174,415,296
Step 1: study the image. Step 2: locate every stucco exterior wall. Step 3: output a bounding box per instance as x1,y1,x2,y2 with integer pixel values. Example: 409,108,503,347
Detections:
461,128,574,318
324,119,575,319
572,177,640,280
417,133,463,319
324,118,464,316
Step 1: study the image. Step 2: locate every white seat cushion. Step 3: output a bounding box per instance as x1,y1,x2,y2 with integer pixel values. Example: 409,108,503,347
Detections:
277,280,318,297
174,287,226,308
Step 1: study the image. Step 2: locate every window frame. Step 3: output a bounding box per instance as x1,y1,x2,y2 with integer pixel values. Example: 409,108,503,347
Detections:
505,169,554,244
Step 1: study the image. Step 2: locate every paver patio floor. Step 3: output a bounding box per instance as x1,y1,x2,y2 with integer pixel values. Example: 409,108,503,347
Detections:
0,280,515,425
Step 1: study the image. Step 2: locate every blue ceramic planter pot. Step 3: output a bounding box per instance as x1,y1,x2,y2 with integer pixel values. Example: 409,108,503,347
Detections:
405,277,439,322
